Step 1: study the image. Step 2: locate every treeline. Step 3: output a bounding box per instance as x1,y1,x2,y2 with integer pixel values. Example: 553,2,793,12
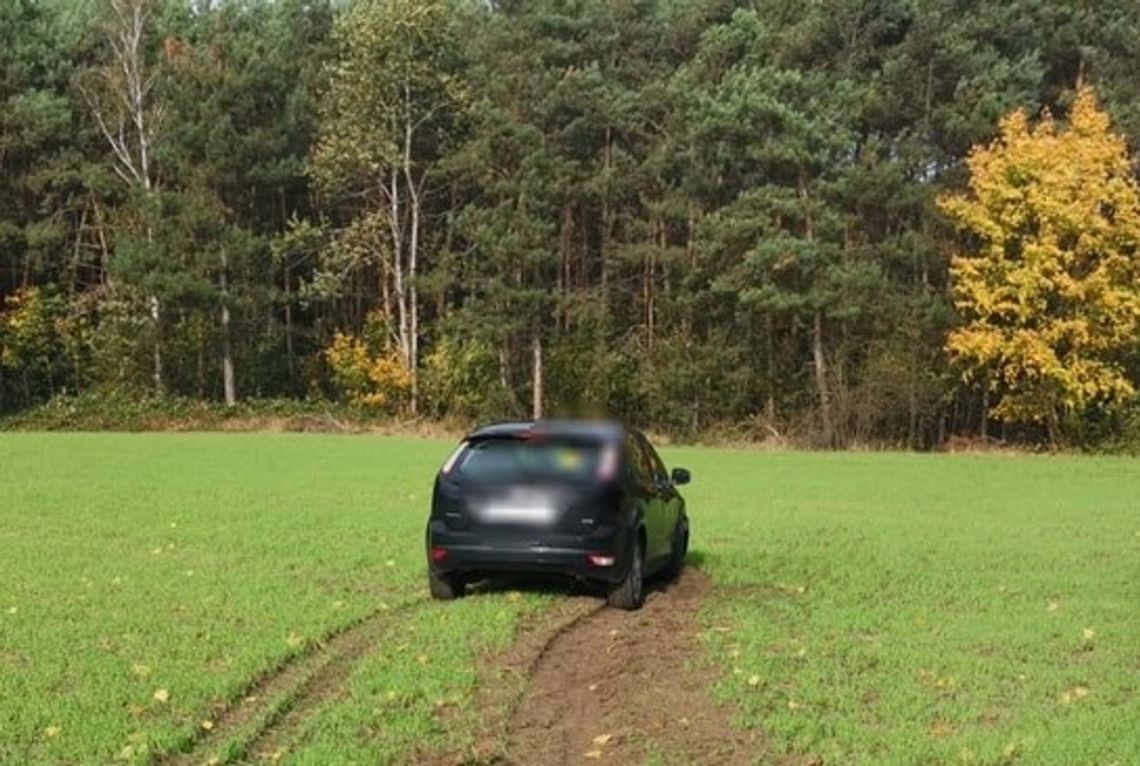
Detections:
5,0,1140,447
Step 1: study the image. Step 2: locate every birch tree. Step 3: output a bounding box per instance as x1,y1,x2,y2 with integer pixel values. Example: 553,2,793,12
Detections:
313,0,465,415
76,0,165,391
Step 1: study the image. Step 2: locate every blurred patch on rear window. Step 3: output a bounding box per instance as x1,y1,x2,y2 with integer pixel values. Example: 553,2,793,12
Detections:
454,439,602,483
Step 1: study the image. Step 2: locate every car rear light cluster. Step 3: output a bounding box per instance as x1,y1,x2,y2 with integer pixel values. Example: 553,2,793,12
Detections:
430,546,449,563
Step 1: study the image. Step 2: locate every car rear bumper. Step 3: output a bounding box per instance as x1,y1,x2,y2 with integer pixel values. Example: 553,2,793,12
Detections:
427,521,631,584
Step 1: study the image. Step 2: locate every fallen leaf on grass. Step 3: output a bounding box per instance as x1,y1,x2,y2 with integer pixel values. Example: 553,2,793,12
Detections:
1046,601,1059,612
587,683,598,692
583,750,603,759
747,674,761,687
1059,686,1090,704
415,653,429,665
787,700,802,710
132,664,151,678
6,606,16,615
1082,627,1095,641
200,720,214,731
286,633,303,648
929,720,955,737
152,688,169,703
43,725,61,738
592,733,613,746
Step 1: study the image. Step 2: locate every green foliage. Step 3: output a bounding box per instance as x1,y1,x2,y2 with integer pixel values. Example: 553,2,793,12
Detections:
420,333,509,420
7,0,1140,446
0,287,85,409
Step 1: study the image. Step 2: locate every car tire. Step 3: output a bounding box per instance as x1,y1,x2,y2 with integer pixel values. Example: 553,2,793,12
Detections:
428,568,466,600
607,535,645,610
665,517,688,579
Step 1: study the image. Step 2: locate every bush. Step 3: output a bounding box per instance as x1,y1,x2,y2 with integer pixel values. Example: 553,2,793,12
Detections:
324,311,411,412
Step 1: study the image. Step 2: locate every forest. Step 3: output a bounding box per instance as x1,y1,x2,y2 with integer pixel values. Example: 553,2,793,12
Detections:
5,0,1140,448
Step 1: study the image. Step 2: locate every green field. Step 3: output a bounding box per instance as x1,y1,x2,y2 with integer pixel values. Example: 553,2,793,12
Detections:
1,434,1137,765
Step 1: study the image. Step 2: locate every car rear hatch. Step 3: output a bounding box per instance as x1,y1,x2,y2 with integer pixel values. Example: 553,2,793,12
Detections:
434,432,620,547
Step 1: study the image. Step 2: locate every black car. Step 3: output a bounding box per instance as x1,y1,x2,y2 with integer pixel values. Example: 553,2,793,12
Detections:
425,420,690,610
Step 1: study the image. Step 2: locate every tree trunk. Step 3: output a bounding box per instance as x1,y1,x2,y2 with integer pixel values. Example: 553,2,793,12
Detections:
284,258,295,386
402,82,420,415
766,316,776,423
196,325,205,399
980,373,989,440
150,294,163,392
387,170,408,361
801,178,830,445
220,250,236,407
600,127,612,306
532,334,543,420
812,310,832,447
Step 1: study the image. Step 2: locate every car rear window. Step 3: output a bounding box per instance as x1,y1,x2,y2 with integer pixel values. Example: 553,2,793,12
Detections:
453,438,607,484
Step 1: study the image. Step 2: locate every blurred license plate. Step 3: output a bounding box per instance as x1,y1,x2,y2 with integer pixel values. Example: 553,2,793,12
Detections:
482,504,555,523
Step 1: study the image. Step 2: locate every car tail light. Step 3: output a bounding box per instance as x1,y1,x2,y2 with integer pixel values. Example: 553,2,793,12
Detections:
430,546,449,563
586,553,615,567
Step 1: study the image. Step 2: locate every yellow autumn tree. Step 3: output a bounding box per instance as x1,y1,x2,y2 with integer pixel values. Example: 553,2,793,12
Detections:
324,311,412,411
940,86,1140,441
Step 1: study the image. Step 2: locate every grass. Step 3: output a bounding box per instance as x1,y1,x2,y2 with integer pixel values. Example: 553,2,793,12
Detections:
1,434,1137,764
686,449,1140,765
0,434,549,765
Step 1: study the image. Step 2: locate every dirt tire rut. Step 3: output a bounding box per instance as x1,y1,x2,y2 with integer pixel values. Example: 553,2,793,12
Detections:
507,568,761,765
431,568,765,766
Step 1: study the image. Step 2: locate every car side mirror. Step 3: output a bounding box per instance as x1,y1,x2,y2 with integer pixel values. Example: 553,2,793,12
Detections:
671,467,691,485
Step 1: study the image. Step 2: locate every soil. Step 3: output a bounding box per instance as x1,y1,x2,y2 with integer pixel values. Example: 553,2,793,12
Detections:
158,567,769,766
427,568,767,766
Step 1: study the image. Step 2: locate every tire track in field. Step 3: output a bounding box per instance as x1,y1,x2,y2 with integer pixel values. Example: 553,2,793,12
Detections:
157,598,426,766
425,568,769,766
417,591,607,766
507,568,764,765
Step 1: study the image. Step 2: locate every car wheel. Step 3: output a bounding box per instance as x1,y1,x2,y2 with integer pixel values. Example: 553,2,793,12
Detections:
428,568,466,600
607,535,644,610
666,517,688,579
